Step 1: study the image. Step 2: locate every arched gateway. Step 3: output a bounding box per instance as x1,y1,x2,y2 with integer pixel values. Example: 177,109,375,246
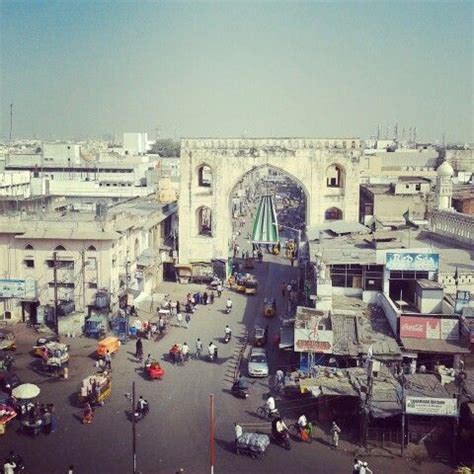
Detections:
178,138,362,266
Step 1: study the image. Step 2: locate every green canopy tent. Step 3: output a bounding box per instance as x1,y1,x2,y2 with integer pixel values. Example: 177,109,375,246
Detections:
251,195,280,244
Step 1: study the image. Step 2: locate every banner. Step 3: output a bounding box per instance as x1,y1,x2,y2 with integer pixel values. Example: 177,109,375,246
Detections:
386,252,439,272
400,316,459,340
405,396,458,417
0,279,37,299
294,327,333,353
454,291,471,315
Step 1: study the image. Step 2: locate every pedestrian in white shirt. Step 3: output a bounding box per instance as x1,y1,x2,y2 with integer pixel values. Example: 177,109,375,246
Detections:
176,313,184,328
3,459,16,474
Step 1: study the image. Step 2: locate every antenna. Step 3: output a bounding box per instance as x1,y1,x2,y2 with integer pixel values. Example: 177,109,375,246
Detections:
413,127,417,145
9,103,13,145
394,123,399,142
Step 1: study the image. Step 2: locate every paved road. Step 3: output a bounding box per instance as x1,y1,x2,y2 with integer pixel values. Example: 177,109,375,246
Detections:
1,222,452,473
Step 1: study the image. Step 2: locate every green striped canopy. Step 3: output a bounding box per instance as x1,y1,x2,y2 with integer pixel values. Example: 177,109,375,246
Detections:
251,195,280,244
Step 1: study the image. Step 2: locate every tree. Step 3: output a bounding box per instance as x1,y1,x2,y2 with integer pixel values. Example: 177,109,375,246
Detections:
150,138,181,157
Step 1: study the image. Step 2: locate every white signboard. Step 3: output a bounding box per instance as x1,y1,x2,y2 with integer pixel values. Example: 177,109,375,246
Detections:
405,396,458,417
0,279,37,298
294,327,333,353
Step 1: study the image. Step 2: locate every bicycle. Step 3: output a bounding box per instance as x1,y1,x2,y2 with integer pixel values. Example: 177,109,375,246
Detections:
289,422,313,443
256,406,280,420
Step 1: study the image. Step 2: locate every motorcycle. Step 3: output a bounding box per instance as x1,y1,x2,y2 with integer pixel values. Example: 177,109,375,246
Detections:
256,406,280,420
208,350,216,362
134,404,149,421
231,382,249,399
225,306,232,314
224,332,231,343
272,429,291,450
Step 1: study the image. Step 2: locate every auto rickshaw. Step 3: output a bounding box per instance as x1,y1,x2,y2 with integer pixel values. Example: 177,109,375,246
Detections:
263,299,276,317
41,342,69,372
78,373,112,407
285,240,295,258
236,279,247,294
244,278,258,295
0,330,16,351
253,326,268,347
145,360,165,380
84,314,107,339
96,336,120,359
32,335,59,357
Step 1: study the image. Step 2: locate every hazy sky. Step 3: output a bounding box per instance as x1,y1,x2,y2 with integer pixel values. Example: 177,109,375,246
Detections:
1,0,472,142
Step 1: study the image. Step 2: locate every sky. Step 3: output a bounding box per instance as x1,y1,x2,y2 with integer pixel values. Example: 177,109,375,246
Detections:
0,0,472,143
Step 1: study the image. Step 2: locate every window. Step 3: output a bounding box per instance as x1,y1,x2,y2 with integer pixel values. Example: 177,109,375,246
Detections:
324,207,343,221
415,184,421,191
54,245,66,251
25,244,34,250
48,282,74,288
197,165,212,187
87,257,97,270
88,282,98,289
329,264,362,288
46,260,74,269
87,245,97,252
197,206,212,236
24,259,35,268
326,164,344,188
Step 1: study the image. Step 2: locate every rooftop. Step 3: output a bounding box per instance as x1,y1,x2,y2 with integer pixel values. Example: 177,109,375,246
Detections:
401,337,470,354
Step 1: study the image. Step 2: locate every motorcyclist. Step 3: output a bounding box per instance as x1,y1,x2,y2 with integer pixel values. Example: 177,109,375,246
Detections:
236,374,246,389
136,396,149,415
226,298,232,312
224,325,232,340
144,353,152,368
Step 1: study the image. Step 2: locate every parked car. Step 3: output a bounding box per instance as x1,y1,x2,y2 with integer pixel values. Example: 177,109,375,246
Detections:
248,347,269,378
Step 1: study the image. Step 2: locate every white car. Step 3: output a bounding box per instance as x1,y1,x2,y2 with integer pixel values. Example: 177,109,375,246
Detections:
248,347,269,378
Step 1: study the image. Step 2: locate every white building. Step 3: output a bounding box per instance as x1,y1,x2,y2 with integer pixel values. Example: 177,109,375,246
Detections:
123,133,149,155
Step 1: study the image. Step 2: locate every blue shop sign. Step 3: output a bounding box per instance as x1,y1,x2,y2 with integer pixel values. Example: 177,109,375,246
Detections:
386,252,439,272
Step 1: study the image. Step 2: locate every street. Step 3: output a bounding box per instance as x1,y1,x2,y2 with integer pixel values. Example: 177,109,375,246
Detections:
2,244,452,473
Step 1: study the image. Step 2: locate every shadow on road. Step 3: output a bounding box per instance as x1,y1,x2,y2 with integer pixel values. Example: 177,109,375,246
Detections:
215,437,237,455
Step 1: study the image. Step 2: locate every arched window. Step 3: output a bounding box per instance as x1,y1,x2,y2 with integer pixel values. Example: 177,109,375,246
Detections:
87,245,97,251
351,140,356,149
25,244,34,250
325,207,343,221
197,206,212,236
54,245,66,251
197,164,212,187
326,164,345,188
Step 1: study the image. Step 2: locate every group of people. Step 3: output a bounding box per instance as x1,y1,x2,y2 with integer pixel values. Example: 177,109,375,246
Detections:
186,291,215,306
3,451,24,474
19,401,58,434
168,342,191,365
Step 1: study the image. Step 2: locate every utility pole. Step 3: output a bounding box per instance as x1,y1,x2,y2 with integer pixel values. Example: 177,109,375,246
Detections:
209,394,215,474
401,374,405,456
81,250,86,313
132,381,137,474
53,251,59,335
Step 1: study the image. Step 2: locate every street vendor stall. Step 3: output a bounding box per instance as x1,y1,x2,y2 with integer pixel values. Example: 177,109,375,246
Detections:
0,404,17,435
78,374,112,407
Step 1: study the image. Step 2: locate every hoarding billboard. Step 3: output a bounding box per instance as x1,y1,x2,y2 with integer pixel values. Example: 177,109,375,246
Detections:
386,252,439,272
400,316,459,340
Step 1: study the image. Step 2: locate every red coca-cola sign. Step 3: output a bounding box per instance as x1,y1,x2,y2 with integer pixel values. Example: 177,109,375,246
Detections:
295,340,331,352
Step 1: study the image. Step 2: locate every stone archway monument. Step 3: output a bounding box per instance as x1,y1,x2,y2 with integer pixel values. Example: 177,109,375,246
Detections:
178,137,362,266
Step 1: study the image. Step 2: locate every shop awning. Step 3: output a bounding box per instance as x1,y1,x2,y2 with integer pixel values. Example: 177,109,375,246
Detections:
251,195,279,244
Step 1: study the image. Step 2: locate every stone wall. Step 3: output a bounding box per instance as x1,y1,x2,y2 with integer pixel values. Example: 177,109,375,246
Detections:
178,138,362,264
430,209,474,247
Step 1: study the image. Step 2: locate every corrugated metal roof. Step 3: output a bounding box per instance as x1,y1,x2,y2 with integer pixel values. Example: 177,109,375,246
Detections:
401,338,470,354
251,195,279,244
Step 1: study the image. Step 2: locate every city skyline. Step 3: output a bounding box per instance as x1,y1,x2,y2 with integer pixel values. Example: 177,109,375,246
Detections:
1,0,473,143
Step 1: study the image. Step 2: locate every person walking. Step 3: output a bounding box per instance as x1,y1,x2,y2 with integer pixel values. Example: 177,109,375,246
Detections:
182,342,189,362
217,283,223,298
176,300,181,314
176,312,184,328
195,338,203,359
184,312,191,328
49,404,58,433
104,351,112,371
203,292,209,305
210,291,215,304
281,282,286,297
331,421,341,448
135,338,143,360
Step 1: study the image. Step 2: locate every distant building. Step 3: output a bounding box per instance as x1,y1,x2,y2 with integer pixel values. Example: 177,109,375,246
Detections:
123,132,149,155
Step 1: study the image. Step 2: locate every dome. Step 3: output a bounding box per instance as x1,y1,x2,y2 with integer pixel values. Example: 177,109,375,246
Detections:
437,161,454,177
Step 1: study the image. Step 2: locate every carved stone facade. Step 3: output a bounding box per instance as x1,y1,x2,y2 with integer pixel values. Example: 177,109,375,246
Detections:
178,138,362,264
430,209,474,248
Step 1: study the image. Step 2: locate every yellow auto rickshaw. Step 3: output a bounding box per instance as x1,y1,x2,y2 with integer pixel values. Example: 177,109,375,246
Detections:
263,299,276,317
78,373,112,406
244,278,258,295
0,330,16,351
236,279,247,293
97,336,120,358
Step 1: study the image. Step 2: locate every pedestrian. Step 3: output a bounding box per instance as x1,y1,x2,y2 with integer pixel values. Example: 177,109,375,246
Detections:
214,345,218,361
353,458,362,474
359,461,373,474
217,283,223,297
286,282,292,295
195,338,203,359
290,257,294,267
3,458,16,474
159,316,165,335
104,350,112,371
68,466,75,474
281,282,286,297
182,342,189,361
203,292,209,305
49,404,58,433
275,369,284,390
210,291,215,304
177,312,184,328
185,312,191,328
135,337,143,359
176,300,181,314
331,421,341,448
42,407,52,433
